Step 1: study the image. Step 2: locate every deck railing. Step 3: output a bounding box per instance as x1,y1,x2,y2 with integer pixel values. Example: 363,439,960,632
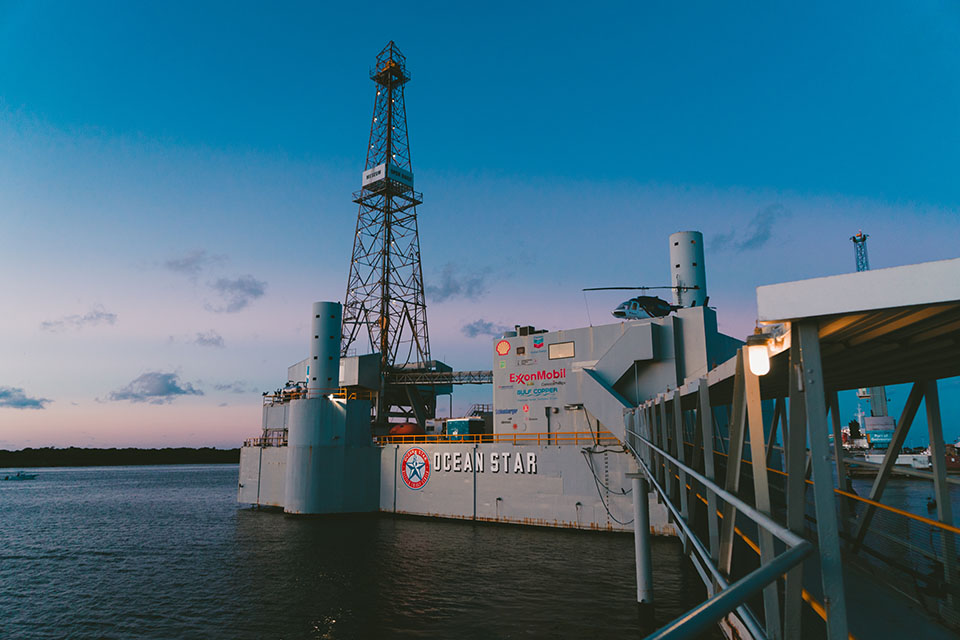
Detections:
626,425,813,640
243,433,287,447
375,430,618,446
262,388,375,405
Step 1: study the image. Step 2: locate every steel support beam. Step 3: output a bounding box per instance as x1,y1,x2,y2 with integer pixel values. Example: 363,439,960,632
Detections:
766,397,784,466
719,351,747,575
852,381,924,548
673,388,690,551
743,347,783,640
660,397,673,503
687,387,705,536
645,404,655,471
925,381,955,528
698,377,721,566
828,391,850,532
924,380,958,611
796,321,849,640
783,341,808,640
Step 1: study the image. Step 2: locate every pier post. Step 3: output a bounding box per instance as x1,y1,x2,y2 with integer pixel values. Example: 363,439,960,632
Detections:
629,472,654,604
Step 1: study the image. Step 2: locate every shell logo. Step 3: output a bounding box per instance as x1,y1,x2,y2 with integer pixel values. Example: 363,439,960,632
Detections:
495,340,511,356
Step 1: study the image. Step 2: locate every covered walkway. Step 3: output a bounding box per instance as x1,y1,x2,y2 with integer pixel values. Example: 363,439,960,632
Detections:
624,257,960,639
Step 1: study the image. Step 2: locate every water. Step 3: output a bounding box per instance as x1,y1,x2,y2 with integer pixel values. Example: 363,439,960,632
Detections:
849,474,960,517
0,465,713,639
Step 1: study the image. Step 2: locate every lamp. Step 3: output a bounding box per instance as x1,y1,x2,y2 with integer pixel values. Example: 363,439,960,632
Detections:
746,329,771,376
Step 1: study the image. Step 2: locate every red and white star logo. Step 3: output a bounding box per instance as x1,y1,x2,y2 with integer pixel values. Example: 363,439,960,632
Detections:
401,448,430,490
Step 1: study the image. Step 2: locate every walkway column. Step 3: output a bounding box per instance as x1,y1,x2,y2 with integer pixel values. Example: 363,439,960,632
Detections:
629,472,654,604
795,321,849,640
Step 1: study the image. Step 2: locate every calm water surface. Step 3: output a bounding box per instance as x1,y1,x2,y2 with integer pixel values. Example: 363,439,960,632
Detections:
1,465,712,639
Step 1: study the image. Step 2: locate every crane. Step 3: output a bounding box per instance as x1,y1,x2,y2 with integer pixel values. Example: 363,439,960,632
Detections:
851,231,889,417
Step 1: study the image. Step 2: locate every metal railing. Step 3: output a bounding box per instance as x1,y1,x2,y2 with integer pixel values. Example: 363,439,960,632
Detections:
243,432,287,447
693,438,960,538
386,370,493,385
690,436,960,629
375,430,618,446
262,388,376,405
626,425,813,640
667,460,857,639
467,403,493,415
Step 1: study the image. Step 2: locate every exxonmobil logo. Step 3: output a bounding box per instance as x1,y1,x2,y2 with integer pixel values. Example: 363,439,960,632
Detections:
509,368,566,384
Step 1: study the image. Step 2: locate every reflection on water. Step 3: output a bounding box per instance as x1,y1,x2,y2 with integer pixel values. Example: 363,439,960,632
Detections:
0,465,717,639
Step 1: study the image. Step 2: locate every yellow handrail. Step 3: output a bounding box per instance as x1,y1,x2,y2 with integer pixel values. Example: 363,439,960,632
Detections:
679,439,960,535
263,388,376,404
375,430,618,446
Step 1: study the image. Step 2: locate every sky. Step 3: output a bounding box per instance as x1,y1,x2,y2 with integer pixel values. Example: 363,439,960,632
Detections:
1,2,959,448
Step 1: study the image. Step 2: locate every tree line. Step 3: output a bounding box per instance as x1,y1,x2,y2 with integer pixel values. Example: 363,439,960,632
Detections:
0,447,240,468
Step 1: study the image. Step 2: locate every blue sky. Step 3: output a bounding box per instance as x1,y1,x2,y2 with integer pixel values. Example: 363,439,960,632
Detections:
1,2,959,447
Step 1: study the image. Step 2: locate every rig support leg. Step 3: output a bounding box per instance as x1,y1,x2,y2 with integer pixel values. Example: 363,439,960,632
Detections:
630,473,654,604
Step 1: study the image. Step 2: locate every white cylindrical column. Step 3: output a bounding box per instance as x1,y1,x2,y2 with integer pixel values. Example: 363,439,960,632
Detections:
632,474,654,604
284,301,345,514
669,231,707,307
309,301,342,391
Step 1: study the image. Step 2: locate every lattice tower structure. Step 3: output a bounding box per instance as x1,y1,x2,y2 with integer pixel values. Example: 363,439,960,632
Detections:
342,42,433,426
852,231,870,272
851,230,888,416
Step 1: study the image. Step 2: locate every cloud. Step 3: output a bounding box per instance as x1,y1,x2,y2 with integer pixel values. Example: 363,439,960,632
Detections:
426,264,489,302
213,381,252,394
0,387,51,410
712,204,791,252
40,304,118,332
206,275,267,313
461,318,510,338
194,330,225,348
105,372,203,404
163,249,225,279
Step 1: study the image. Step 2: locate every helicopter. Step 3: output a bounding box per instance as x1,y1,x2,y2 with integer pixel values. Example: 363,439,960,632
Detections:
582,286,704,320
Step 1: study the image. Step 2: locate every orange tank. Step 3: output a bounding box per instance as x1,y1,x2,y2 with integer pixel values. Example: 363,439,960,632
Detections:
388,423,424,436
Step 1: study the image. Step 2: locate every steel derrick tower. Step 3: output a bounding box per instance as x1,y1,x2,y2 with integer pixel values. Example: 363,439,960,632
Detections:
342,41,432,426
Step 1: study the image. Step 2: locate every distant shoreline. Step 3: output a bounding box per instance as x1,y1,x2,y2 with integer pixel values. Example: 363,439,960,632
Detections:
0,447,240,468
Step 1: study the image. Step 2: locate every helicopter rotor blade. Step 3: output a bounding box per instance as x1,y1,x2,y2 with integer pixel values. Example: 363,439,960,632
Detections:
581,285,699,292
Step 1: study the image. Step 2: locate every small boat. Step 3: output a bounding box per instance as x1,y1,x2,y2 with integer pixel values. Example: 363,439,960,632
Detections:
1,471,37,481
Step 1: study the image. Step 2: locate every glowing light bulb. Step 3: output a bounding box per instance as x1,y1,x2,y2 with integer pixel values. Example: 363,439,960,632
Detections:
748,343,770,376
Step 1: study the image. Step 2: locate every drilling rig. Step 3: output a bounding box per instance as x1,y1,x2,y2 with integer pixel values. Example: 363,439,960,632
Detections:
341,42,490,431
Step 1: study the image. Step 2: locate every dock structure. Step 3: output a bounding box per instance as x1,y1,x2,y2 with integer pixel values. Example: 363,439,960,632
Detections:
625,257,960,639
